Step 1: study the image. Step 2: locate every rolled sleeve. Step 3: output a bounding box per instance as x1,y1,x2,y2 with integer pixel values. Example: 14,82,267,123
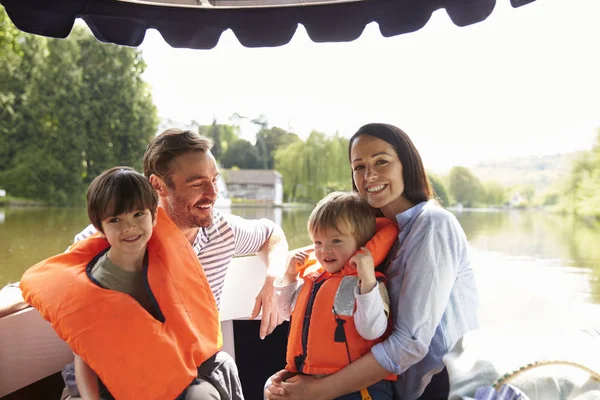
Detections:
273,278,302,321
373,214,462,375
225,214,275,256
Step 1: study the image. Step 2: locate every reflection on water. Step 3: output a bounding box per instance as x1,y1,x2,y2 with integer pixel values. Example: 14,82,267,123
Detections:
455,209,600,304
230,206,312,251
1,206,599,309
0,207,91,286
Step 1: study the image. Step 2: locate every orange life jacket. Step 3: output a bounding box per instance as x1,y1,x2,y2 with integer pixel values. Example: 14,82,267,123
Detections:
286,218,399,377
20,208,222,400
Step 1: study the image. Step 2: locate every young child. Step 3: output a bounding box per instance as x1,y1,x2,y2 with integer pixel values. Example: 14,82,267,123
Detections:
20,167,223,400
274,191,399,400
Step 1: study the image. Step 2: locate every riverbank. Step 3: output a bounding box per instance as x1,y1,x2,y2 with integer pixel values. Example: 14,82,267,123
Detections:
0,197,48,207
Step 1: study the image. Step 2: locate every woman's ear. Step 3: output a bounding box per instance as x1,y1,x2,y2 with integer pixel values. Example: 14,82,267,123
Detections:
149,175,167,197
152,211,158,228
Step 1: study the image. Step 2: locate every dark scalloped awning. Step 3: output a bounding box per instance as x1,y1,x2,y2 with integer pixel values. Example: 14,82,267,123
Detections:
1,0,536,49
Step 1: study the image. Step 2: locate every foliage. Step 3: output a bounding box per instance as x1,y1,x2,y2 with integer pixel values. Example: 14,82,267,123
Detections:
0,11,158,205
428,174,450,206
482,181,507,207
255,126,301,169
561,129,600,218
274,131,351,203
196,121,241,162
448,166,484,207
221,139,262,169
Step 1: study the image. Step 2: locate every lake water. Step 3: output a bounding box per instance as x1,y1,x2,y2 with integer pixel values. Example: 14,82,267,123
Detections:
1,206,599,326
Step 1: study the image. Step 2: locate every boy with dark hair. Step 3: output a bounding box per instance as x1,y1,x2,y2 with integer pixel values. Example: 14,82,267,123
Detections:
21,167,234,400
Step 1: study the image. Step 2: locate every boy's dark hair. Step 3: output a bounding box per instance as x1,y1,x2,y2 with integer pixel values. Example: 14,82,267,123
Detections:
87,167,158,233
308,191,376,247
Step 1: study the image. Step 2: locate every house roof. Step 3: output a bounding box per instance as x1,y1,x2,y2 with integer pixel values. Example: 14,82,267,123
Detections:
1,0,537,50
225,169,282,185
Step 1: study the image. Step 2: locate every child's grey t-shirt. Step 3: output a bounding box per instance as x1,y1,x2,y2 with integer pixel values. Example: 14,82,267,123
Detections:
90,253,158,318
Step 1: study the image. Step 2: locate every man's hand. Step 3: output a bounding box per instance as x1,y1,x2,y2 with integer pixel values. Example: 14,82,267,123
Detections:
253,223,288,339
249,277,283,339
349,247,376,294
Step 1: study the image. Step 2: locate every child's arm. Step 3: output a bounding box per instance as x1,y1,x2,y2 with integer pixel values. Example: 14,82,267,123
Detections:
273,250,309,320
74,353,101,400
350,247,389,340
281,250,310,285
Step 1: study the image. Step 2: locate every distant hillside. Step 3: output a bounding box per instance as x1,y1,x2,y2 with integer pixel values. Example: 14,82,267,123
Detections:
468,152,584,191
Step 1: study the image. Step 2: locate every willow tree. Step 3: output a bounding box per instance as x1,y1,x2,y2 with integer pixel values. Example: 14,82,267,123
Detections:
274,131,351,203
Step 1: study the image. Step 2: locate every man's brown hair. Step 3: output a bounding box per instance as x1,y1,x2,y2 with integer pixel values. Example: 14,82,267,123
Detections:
87,167,158,233
143,128,214,187
307,191,376,247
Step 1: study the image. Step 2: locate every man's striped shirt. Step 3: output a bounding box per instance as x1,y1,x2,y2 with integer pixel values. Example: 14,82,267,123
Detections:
73,209,275,307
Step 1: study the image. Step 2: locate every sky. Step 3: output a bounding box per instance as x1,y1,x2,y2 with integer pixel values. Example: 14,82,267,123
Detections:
138,0,600,172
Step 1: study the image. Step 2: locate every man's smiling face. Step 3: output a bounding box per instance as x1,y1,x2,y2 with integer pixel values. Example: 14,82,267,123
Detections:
162,150,219,230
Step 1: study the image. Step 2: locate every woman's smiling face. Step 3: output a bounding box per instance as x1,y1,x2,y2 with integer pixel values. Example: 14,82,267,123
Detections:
350,134,414,217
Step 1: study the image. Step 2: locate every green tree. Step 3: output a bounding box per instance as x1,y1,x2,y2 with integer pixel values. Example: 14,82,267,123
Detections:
448,166,484,207
197,121,240,159
221,139,262,169
255,126,301,169
274,131,351,203
274,140,305,201
255,134,269,169
482,181,506,206
0,16,158,205
428,174,450,206
208,119,223,160
564,129,600,217
0,10,46,172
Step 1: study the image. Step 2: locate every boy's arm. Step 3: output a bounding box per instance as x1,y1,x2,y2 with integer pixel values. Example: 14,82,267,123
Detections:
354,282,389,340
273,279,302,321
74,354,101,400
273,250,309,320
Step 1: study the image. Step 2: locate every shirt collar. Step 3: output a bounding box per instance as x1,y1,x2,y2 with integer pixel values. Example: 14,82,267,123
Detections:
395,201,429,229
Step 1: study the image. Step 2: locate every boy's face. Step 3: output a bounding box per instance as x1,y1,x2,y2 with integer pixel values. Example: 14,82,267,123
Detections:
310,224,359,274
101,209,156,262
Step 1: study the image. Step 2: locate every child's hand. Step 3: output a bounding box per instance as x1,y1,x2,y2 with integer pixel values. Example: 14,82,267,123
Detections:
349,247,376,294
284,249,313,283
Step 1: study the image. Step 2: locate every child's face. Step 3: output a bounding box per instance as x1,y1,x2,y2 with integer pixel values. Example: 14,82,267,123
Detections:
101,209,156,260
310,224,359,274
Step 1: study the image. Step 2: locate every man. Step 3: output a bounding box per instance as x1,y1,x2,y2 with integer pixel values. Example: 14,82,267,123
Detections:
64,128,289,399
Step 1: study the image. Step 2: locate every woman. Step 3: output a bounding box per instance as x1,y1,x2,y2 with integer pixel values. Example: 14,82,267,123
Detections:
265,123,479,400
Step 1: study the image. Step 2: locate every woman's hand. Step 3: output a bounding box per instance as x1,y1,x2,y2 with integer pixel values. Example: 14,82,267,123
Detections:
349,247,376,294
265,370,329,400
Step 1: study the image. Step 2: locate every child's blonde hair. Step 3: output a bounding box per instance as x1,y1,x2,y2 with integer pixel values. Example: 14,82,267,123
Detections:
307,192,376,247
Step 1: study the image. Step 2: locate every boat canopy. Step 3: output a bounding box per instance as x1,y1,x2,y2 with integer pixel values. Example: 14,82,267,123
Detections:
1,0,536,50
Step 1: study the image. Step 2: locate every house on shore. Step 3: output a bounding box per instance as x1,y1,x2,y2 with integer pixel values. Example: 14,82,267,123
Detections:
223,169,283,206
